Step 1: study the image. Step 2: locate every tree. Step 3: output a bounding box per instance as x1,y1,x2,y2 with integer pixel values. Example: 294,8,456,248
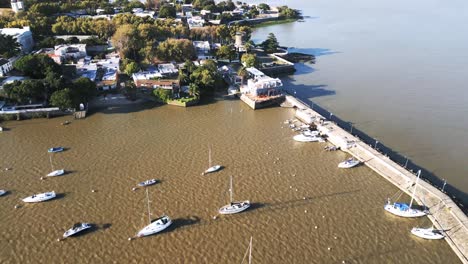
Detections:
0,33,20,58
158,4,176,18
241,53,259,68
156,38,196,62
14,54,61,79
72,77,97,105
261,33,279,53
50,88,73,110
111,24,142,60
125,61,141,76
237,66,248,84
188,83,200,98
153,88,172,102
258,3,270,11
216,45,236,62
278,6,299,19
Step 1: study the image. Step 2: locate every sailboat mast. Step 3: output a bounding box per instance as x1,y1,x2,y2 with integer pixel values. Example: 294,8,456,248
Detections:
230,176,233,204
49,154,54,171
409,170,421,208
248,236,252,264
208,146,212,168
146,189,151,225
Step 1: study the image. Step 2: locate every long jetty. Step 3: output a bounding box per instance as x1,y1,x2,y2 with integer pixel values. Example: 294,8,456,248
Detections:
285,95,468,263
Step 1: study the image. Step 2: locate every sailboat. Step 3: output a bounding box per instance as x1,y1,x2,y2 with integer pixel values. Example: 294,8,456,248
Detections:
411,226,445,240
240,237,253,264
219,176,250,215
202,146,221,175
384,170,428,218
136,189,172,237
47,154,65,177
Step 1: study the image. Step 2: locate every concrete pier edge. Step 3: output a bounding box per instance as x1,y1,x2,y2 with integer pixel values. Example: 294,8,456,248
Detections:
285,95,468,263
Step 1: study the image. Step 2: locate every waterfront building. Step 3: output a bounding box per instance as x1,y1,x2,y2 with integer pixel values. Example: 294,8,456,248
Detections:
0,26,34,53
241,67,283,97
10,0,24,13
193,41,214,59
157,63,178,76
54,44,87,60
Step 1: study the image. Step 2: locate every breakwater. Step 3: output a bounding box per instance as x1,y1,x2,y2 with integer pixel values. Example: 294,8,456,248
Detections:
285,95,468,263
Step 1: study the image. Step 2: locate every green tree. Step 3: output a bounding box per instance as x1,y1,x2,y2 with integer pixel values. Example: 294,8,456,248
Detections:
237,66,248,84
278,6,299,19
158,4,176,18
188,83,200,98
261,33,279,53
241,53,259,68
153,88,172,102
50,88,73,110
14,54,61,79
258,3,270,11
125,61,141,76
216,45,236,62
0,33,21,58
72,77,97,105
111,24,142,60
156,39,196,62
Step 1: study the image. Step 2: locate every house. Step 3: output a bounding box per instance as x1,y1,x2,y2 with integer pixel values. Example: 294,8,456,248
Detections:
134,79,180,91
0,26,34,53
157,63,178,76
0,58,13,77
187,16,205,29
54,44,87,60
241,67,283,97
75,53,120,90
35,48,63,64
193,41,211,54
11,0,24,13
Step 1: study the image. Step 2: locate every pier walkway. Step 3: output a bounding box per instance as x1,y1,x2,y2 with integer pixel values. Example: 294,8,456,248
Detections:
286,95,468,263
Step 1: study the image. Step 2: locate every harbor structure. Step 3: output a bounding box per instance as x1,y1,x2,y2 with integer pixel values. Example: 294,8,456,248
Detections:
239,67,284,109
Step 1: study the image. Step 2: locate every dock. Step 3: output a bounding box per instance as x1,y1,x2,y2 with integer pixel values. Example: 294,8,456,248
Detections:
286,95,468,263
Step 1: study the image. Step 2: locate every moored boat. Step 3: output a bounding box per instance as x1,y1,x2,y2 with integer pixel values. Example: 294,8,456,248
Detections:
136,189,172,237
0,190,7,196
48,147,64,153
22,191,56,203
338,158,360,168
138,179,157,187
47,169,65,177
63,223,92,238
202,146,222,175
411,227,445,240
219,176,250,215
293,134,322,142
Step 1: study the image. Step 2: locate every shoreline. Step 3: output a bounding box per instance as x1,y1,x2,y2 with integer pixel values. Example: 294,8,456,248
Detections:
285,95,468,263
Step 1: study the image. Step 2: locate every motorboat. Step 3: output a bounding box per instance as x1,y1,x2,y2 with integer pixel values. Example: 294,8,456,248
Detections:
137,215,172,237
47,169,65,177
384,170,428,218
0,190,6,196
63,223,92,238
303,130,320,137
219,176,250,215
138,179,158,187
22,191,56,203
411,227,445,240
136,189,172,237
338,158,360,168
48,147,64,153
293,134,322,142
202,146,222,175
61,121,71,126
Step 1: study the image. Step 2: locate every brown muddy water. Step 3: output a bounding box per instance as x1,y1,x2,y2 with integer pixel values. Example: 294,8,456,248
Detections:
0,100,459,263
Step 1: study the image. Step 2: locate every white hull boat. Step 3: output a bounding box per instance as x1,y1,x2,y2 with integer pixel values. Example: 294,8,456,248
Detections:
384,203,427,217
138,179,157,187
63,223,92,238
204,165,221,174
47,169,65,177
48,147,64,153
22,191,56,203
219,201,251,215
0,190,6,196
293,134,322,142
303,130,319,137
411,227,445,240
338,158,360,168
384,170,427,218
137,215,172,237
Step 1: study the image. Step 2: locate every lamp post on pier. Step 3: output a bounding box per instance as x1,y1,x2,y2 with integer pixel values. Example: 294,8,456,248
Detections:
442,179,447,193
329,112,333,120
404,156,409,168
374,139,379,149
349,122,354,134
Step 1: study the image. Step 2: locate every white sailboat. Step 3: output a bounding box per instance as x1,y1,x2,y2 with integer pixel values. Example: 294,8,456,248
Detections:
384,170,427,218
137,189,172,237
22,191,56,203
411,227,445,240
0,189,7,196
203,146,221,175
293,134,323,142
47,155,65,177
338,158,360,168
219,176,250,215
240,236,253,264
63,223,92,238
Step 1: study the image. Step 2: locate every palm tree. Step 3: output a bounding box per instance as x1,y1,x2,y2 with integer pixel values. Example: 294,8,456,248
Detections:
237,66,248,85
188,83,200,98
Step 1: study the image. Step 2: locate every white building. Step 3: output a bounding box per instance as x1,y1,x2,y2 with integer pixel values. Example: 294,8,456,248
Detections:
54,44,87,60
0,26,34,53
0,58,13,77
193,41,211,54
11,0,24,13
187,17,205,29
241,67,283,97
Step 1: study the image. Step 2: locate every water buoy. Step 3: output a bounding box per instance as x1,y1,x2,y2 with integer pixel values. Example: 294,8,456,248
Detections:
278,171,281,174
128,237,133,241
292,174,296,177
289,186,292,189
57,238,61,242
295,189,298,191
40,177,44,180
327,247,331,251
91,189,96,193
303,197,306,200
14,205,19,209
314,226,318,229
5,168,11,171
342,261,346,264
132,187,137,191
322,215,325,218
213,216,217,220
334,236,338,240
276,158,280,161
304,210,307,213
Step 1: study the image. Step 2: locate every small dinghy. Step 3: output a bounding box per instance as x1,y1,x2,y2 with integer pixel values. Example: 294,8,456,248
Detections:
22,191,56,203
63,223,92,238
47,169,65,177
138,179,157,187
219,176,250,215
411,227,445,240
48,147,64,153
0,190,7,196
338,158,360,168
293,134,322,142
61,121,71,126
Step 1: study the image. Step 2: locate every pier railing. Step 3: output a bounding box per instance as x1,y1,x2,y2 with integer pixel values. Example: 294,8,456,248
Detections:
286,92,467,210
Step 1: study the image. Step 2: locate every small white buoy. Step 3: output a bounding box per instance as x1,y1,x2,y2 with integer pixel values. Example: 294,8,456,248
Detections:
5,168,11,171
289,186,292,189
327,247,331,251
276,158,280,161
40,177,44,180
322,215,325,218
303,197,306,200
273,161,276,164
342,261,346,264
213,216,217,220
278,171,281,174
292,174,296,177
334,236,338,240
57,238,62,242
128,237,133,241
132,187,137,191
314,226,318,229
14,205,20,209
295,189,298,191
91,189,96,193
304,210,307,213
266,152,269,155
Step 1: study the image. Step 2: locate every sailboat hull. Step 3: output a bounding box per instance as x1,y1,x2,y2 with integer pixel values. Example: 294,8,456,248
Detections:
219,201,251,214
204,165,221,174
384,204,427,218
47,169,65,177
411,227,445,240
137,216,172,237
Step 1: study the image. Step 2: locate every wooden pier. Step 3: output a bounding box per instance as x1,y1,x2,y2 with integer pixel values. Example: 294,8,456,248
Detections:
286,95,468,263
